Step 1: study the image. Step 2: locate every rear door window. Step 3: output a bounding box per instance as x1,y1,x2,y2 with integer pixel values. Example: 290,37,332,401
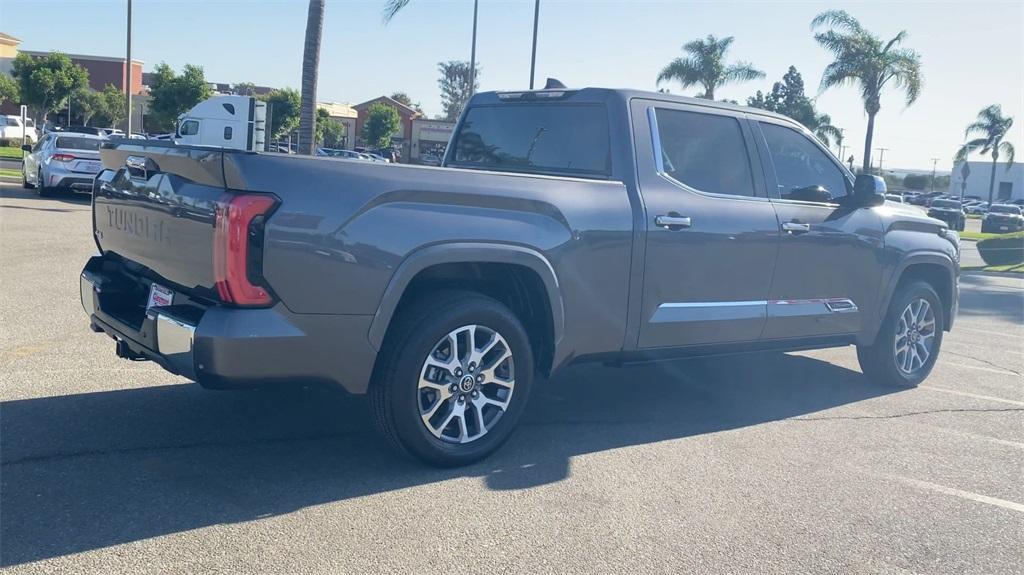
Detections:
653,108,756,197
451,104,611,178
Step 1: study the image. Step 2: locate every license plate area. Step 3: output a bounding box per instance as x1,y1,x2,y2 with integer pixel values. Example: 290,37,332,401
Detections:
147,283,174,309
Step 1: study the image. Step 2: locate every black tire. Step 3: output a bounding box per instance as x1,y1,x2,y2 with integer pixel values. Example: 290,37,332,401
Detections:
857,281,944,388
36,169,51,197
369,290,534,467
22,168,33,189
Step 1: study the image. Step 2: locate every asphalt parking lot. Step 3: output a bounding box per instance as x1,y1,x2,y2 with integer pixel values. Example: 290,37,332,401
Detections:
1,181,1021,574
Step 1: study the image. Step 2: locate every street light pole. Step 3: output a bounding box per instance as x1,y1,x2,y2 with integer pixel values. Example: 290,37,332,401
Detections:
930,157,939,192
529,0,540,90
469,0,478,96
875,147,889,174
126,0,133,134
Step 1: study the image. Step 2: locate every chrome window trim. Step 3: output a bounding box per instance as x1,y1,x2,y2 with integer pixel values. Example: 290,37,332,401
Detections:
646,105,770,204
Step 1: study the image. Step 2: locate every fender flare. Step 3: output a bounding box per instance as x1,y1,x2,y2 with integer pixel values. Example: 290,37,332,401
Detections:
367,242,565,352
877,251,957,329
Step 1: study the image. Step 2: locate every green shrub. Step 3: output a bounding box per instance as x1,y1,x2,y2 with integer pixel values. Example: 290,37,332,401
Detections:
977,232,1024,266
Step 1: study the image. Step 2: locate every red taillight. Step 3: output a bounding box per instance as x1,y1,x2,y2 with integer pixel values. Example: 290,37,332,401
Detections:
213,194,277,306
51,153,76,162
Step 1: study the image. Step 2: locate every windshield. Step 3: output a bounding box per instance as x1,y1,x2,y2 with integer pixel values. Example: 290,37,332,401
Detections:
55,137,102,151
931,199,961,209
990,205,1022,214
451,103,611,178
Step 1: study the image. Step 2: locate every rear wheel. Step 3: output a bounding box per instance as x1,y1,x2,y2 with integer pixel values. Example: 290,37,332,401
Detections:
36,169,52,197
22,166,33,189
369,291,534,467
857,281,944,388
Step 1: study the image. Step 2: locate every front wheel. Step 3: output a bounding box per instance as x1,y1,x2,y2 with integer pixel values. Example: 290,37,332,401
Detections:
857,281,944,388
369,291,534,467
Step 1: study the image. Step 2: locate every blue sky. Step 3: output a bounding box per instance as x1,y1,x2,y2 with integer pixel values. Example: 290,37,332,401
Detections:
2,0,1021,170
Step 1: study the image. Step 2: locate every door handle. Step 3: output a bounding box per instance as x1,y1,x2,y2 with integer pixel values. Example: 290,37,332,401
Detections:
781,221,811,234
655,215,692,229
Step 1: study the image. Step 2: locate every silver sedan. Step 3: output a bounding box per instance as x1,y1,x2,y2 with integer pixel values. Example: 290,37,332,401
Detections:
22,132,106,196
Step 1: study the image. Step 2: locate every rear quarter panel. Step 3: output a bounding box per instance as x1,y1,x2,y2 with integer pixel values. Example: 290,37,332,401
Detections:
224,154,636,360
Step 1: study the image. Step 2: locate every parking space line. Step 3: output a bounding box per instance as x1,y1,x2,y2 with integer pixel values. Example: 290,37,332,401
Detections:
938,361,1020,376
920,386,1024,407
886,475,1024,514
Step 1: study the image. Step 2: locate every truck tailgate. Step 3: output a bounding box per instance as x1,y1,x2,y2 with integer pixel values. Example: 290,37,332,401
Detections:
94,144,226,296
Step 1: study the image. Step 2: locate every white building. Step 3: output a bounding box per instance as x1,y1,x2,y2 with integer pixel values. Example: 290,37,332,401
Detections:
949,161,1023,202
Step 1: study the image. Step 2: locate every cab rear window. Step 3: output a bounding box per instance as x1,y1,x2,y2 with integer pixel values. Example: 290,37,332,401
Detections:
451,104,611,178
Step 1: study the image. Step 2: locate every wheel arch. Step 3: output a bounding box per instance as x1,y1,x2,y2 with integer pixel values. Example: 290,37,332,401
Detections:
368,243,565,375
881,253,957,334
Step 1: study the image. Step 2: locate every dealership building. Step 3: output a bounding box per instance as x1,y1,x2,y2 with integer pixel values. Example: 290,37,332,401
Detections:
948,161,1023,202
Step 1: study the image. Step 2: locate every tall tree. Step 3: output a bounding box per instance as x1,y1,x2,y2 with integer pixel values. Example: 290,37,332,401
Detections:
656,35,764,100
812,10,922,173
73,89,102,126
11,52,89,123
0,73,19,106
438,60,479,121
147,62,212,132
955,104,1015,205
390,91,423,114
233,82,257,96
261,88,301,140
363,102,400,149
298,0,325,155
98,84,127,128
315,107,345,148
747,66,842,150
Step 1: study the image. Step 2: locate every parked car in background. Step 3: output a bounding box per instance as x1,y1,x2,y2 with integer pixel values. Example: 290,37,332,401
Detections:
21,132,105,196
981,204,1024,233
964,201,989,215
420,153,442,166
58,126,106,136
884,194,905,203
927,199,966,231
1,115,38,144
101,128,125,138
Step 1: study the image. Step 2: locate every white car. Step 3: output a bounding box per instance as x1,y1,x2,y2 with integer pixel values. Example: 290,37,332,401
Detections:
1,115,38,144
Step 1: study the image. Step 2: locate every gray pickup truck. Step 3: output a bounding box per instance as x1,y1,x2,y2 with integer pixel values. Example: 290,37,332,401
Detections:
81,88,959,466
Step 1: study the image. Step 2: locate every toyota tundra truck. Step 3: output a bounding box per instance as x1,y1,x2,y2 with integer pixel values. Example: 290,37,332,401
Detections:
81,87,959,466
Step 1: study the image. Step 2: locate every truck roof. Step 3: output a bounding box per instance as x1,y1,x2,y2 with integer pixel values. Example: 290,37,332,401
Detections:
471,86,799,125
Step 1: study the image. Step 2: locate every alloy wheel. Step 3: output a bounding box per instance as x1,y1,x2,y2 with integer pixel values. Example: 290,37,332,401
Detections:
894,298,936,375
417,324,515,444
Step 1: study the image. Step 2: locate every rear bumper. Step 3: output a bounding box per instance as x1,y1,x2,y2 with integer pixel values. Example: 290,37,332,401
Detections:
81,258,378,393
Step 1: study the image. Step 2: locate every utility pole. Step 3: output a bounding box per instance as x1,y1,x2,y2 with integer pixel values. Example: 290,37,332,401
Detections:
930,157,939,192
126,0,133,134
529,0,540,89
875,147,889,174
837,127,847,160
469,0,478,96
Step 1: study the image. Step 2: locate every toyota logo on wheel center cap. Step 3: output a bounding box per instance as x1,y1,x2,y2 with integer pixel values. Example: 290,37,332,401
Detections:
459,375,476,392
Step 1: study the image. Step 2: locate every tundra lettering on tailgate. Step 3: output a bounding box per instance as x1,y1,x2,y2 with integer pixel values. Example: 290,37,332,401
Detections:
106,206,170,246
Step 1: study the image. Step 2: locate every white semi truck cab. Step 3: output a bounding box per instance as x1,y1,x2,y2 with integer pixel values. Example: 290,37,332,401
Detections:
175,96,266,151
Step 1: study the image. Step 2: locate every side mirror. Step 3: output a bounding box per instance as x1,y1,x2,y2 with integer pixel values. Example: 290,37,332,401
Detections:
21,144,32,152
853,174,886,206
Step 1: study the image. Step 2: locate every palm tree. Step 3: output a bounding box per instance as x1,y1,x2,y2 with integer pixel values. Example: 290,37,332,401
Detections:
812,10,922,173
298,0,325,155
383,0,411,20
656,35,764,101
955,104,1016,205
812,112,842,151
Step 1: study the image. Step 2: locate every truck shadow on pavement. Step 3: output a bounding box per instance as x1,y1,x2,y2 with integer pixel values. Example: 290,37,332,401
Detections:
1,352,895,566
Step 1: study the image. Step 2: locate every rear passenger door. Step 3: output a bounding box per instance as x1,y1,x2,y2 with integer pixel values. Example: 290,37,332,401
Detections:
752,119,884,339
632,100,780,349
